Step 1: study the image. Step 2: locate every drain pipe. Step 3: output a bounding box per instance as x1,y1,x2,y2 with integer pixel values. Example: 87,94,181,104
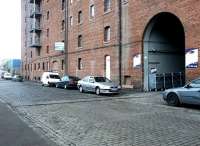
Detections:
118,0,122,86
64,0,69,75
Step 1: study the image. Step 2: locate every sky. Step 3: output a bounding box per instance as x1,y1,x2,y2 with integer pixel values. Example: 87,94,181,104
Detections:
0,1,21,59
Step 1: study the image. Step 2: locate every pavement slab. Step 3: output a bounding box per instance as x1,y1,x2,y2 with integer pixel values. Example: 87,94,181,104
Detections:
0,101,56,146
0,80,200,146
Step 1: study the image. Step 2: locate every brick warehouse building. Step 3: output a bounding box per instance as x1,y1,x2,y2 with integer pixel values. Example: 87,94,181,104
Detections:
22,0,200,91
21,0,66,81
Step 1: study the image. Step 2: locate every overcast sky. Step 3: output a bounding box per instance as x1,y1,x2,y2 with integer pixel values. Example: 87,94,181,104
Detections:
0,0,21,59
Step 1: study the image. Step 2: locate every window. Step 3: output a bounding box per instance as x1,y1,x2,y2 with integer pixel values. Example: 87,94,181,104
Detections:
191,79,200,88
104,0,111,12
62,0,65,10
46,45,49,54
90,5,95,18
47,28,49,37
38,63,40,70
192,79,200,84
31,64,32,71
78,11,82,24
47,11,49,20
104,26,111,42
38,48,41,56
62,59,64,70
31,51,32,58
47,62,49,71
34,64,36,70
78,35,82,48
42,62,45,70
61,20,65,30
78,58,82,70
69,16,73,26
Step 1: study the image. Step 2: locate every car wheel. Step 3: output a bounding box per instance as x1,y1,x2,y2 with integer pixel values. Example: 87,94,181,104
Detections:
79,86,84,93
95,87,100,95
166,93,180,106
64,85,67,89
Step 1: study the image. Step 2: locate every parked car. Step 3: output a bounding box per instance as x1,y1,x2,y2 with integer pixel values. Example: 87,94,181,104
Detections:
12,75,24,82
41,72,61,86
56,75,80,89
77,76,121,95
163,78,200,106
0,71,6,79
3,72,12,80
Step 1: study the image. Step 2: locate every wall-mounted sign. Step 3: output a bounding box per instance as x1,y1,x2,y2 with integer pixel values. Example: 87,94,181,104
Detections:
133,54,141,68
55,42,64,51
150,68,157,74
186,48,198,68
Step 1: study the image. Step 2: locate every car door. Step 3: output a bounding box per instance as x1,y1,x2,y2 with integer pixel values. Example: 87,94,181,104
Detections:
179,79,200,104
81,77,89,91
88,77,96,92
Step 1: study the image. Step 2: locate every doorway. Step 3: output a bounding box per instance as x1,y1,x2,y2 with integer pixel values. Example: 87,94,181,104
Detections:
143,12,185,91
105,55,111,80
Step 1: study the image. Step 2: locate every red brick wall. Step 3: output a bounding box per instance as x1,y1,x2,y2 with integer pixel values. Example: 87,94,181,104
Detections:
22,0,200,89
122,0,200,89
68,0,120,83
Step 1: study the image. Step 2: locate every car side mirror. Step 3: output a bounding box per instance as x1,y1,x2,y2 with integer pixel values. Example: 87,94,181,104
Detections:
46,76,49,79
185,84,192,88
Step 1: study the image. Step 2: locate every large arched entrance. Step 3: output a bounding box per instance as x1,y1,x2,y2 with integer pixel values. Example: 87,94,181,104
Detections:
143,12,185,91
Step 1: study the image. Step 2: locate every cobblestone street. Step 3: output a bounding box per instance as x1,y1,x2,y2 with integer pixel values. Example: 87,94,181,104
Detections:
0,80,200,146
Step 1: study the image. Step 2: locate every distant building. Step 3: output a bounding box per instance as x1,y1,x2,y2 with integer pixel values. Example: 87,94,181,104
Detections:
3,59,21,75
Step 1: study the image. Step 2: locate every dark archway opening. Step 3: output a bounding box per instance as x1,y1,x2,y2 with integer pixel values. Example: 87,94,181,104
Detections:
143,12,185,91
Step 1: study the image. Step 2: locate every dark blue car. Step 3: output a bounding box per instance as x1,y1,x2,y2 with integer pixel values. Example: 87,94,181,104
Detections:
55,75,80,89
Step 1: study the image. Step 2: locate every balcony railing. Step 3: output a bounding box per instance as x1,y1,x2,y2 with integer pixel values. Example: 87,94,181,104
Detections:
29,35,41,48
30,0,41,4
30,22,41,33
30,5,41,18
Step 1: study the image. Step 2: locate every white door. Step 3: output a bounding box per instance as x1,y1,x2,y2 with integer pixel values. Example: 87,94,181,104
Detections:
105,56,111,80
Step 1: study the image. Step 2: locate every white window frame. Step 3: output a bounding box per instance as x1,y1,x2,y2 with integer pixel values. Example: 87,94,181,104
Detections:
89,4,95,18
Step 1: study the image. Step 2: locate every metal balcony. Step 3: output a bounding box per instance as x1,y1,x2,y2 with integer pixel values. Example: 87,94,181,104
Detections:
30,42,41,48
30,25,41,33
29,37,41,48
30,11,42,18
30,0,41,4
30,6,41,18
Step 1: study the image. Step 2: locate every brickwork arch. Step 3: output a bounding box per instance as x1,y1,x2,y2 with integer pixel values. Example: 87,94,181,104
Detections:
143,12,185,91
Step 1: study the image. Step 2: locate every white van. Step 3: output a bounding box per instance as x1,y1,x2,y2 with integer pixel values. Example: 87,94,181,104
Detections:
41,72,61,86
3,72,12,80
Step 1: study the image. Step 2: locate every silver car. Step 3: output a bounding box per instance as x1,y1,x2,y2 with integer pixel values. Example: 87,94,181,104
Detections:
163,78,200,106
77,76,121,95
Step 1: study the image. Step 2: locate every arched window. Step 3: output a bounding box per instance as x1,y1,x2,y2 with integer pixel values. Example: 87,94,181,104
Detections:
104,0,111,12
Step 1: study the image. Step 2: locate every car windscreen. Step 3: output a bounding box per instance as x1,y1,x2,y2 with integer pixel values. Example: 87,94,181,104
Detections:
49,75,60,79
94,77,110,82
